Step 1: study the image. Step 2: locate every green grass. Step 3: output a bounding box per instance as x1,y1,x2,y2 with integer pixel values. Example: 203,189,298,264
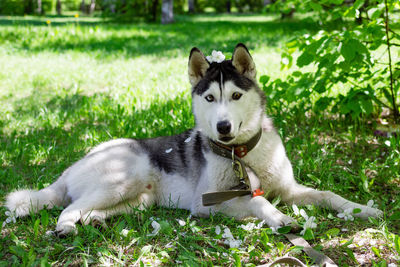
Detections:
0,14,399,266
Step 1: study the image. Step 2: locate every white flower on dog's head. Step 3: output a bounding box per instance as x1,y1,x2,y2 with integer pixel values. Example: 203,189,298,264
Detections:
206,50,225,63
337,208,355,221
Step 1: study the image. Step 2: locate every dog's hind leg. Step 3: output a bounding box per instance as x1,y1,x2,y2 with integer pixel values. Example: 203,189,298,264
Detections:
280,183,383,219
80,192,156,227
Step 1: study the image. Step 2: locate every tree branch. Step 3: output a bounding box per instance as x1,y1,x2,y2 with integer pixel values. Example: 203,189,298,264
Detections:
384,0,399,122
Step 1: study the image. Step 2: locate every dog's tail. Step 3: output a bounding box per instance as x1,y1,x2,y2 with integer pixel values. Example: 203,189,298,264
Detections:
5,173,69,217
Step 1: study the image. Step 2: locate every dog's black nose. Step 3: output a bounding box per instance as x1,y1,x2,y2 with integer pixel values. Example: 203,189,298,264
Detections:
217,120,231,135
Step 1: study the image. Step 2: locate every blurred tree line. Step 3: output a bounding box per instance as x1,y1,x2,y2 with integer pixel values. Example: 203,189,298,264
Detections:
0,0,267,19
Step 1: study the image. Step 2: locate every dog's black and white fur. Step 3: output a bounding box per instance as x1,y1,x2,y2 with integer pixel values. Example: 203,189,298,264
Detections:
5,44,382,235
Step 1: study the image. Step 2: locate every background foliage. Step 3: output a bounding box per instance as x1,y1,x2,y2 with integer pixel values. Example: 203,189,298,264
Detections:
265,0,400,122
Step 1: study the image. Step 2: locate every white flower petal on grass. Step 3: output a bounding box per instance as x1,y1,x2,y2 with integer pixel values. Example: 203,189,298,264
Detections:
222,227,234,240
165,148,173,153
184,137,192,143
300,216,317,236
384,140,391,147
2,221,6,228
292,204,300,216
337,208,354,221
220,226,243,248
256,220,265,229
341,228,348,232
215,225,221,235
151,221,161,235
300,209,309,220
45,230,55,236
367,199,378,208
177,219,186,226
240,222,256,231
121,229,129,237
227,238,242,248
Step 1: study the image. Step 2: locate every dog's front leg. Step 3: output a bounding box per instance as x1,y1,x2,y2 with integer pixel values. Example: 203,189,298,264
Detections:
281,183,383,219
192,195,296,228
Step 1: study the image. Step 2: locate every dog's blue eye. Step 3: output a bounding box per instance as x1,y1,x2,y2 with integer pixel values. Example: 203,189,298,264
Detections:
205,95,214,102
232,92,242,100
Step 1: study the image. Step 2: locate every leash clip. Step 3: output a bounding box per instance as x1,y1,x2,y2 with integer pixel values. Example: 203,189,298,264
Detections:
231,148,244,179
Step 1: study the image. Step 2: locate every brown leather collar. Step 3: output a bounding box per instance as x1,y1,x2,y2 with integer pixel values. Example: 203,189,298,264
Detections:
208,129,262,158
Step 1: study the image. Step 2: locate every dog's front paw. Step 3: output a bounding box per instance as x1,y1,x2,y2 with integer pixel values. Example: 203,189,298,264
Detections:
55,223,77,237
266,211,296,229
356,206,383,219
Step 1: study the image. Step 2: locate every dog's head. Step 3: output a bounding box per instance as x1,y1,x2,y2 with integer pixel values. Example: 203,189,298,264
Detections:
188,43,266,145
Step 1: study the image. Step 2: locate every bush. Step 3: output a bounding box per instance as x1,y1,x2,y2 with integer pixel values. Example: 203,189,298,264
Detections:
0,0,29,15
263,0,400,122
0,0,54,15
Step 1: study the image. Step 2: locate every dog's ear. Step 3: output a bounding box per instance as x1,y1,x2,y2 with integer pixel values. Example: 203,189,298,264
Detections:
188,47,210,86
232,43,256,79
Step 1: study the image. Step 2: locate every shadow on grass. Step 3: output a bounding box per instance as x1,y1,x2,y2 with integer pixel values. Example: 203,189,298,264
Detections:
0,91,194,196
0,14,320,58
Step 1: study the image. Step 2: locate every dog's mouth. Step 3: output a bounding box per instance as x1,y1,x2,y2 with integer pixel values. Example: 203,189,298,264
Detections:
218,136,234,143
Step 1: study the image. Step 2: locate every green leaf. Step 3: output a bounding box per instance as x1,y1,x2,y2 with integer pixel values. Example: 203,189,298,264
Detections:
341,238,354,248
371,247,381,258
315,97,333,111
33,219,40,238
277,226,292,234
259,75,270,85
353,208,362,214
353,0,365,9
324,228,340,238
232,252,241,267
40,210,49,228
360,98,373,115
297,52,314,67
382,87,394,107
340,41,356,62
368,7,382,19
309,2,322,11
395,235,400,254
389,211,400,220
330,0,344,4
303,228,314,240
276,242,285,253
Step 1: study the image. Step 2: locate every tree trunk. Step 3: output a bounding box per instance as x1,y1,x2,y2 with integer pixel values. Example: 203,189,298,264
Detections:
188,0,195,13
81,0,86,13
56,0,62,15
151,0,159,21
37,0,42,14
226,0,231,13
161,0,174,24
89,0,96,14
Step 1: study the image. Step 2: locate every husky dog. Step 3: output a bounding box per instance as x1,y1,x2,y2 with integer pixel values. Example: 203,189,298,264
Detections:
5,44,382,236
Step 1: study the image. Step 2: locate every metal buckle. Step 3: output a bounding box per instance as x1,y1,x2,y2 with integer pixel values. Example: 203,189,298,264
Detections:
232,148,244,179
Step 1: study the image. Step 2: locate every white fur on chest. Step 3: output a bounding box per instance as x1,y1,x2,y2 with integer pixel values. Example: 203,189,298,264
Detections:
204,152,240,191
242,128,294,195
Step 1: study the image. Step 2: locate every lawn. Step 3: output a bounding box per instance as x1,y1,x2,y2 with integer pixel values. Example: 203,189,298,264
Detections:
0,13,399,266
